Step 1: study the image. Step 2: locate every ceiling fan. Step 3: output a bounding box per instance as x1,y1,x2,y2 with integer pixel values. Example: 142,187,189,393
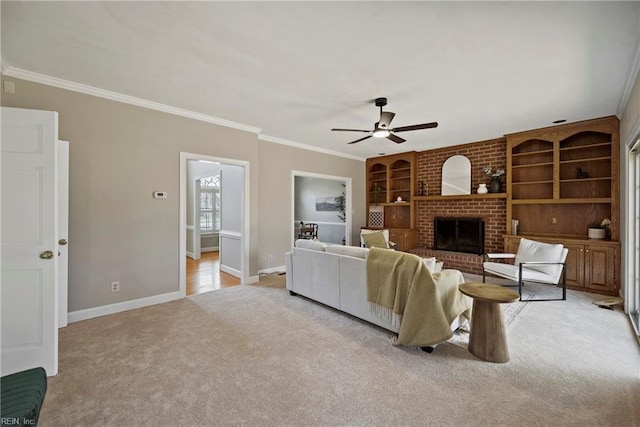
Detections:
331,97,438,144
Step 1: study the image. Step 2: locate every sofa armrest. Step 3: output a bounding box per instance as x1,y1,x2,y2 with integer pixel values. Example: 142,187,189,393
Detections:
285,252,293,291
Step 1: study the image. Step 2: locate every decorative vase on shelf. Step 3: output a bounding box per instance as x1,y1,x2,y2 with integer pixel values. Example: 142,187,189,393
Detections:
588,228,606,239
489,176,501,193
477,183,488,194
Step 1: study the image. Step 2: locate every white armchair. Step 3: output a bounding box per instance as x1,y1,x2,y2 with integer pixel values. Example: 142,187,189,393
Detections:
482,237,568,302
360,229,396,249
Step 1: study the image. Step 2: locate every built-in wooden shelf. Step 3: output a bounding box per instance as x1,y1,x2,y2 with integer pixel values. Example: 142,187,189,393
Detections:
504,233,620,245
512,161,554,168
414,193,507,201
505,116,620,295
511,198,612,205
560,156,611,165
373,202,411,207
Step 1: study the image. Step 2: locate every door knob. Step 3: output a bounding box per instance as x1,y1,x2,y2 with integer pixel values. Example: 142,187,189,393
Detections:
59,238,68,245
39,250,54,260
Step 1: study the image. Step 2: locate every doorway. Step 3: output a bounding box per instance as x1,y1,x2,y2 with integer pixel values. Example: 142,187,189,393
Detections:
180,152,249,298
292,171,352,246
186,251,240,295
186,170,241,295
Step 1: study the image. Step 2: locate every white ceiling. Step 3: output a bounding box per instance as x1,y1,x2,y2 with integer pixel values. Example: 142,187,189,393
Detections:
2,1,640,160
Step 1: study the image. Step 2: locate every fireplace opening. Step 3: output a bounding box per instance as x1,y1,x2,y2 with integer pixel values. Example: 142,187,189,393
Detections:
434,217,485,255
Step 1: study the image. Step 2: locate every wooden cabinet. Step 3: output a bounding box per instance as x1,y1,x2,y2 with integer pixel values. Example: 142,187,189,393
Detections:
562,243,585,287
561,243,615,292
504,116,620,295
506,116,619,240
504,236,520,255
366,152,417,250
584,244,616,293
504,236,620,295
389,228,416,252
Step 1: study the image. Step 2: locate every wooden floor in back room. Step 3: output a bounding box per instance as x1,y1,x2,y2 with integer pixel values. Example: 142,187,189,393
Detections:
186,251,240,296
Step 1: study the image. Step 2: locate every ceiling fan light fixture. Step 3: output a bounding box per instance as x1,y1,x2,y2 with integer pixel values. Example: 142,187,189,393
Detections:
373,129,390,138
331,97,436,145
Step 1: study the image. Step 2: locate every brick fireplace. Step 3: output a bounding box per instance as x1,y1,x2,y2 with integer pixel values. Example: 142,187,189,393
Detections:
412,137,507,274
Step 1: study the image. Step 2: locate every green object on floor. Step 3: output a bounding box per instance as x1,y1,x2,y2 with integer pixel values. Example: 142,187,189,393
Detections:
1,367,47,426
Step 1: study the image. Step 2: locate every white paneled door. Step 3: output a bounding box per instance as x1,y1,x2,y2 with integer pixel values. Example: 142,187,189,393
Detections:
1,107,59,376
58,140,69,328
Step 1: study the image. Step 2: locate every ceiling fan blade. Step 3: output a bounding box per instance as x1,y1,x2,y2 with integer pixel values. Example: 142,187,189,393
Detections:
391,122,438,133
331,128,371,133
386,133,406,144
347,135,373,145
378,111,395,129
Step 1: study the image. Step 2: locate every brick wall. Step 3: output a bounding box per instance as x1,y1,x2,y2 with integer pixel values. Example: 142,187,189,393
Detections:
413,137,507,274
416,137,507,195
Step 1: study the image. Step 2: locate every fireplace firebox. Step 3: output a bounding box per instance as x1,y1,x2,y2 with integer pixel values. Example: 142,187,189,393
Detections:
434,217,485,255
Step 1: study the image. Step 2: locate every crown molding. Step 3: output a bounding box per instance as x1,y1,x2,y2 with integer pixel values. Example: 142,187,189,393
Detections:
2,66,263,134
3,66,364,161
618,38,640,117
258,133,365,162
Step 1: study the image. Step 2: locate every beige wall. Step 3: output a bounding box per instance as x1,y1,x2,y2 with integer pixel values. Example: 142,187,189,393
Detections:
620,6,640,146
1,77,365,312
621,68,640,147
258,140,366,267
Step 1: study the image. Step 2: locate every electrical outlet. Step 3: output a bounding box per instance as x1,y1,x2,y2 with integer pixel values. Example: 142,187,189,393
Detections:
267,254,273,262
110,281,120,292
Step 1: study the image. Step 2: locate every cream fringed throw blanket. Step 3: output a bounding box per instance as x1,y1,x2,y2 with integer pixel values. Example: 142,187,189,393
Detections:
367,247,472,347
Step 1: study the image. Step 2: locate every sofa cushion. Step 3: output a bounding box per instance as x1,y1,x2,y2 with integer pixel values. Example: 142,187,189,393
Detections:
361,230,388,248
326,245,369,259
483,261,558,284
294,239,327,251
514,238,564,276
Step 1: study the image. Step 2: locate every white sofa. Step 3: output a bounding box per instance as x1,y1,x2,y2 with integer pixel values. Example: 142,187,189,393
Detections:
284,240,459,341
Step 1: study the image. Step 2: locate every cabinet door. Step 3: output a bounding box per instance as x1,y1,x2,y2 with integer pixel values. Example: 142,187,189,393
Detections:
389,230,407,251
504,237,521,255
389,229,417,252
563,243,585,288
584,245,615,292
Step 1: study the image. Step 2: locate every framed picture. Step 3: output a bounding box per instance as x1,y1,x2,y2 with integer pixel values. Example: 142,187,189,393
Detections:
315,196,341,212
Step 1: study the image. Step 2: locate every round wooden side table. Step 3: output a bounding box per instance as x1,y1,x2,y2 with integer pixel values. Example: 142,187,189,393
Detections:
459,282,520,363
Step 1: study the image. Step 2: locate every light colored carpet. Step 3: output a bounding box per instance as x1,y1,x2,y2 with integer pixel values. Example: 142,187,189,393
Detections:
40,274,639,426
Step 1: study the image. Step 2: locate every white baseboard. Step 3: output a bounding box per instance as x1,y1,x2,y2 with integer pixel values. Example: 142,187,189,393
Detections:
220,264,241,278
248,275,260,284
67,291,182,323
186,251,195,259
258,265,286,275
201,247,219,252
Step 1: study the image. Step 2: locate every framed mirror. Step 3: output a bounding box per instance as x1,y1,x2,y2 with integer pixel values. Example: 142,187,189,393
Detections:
441,155,471,195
